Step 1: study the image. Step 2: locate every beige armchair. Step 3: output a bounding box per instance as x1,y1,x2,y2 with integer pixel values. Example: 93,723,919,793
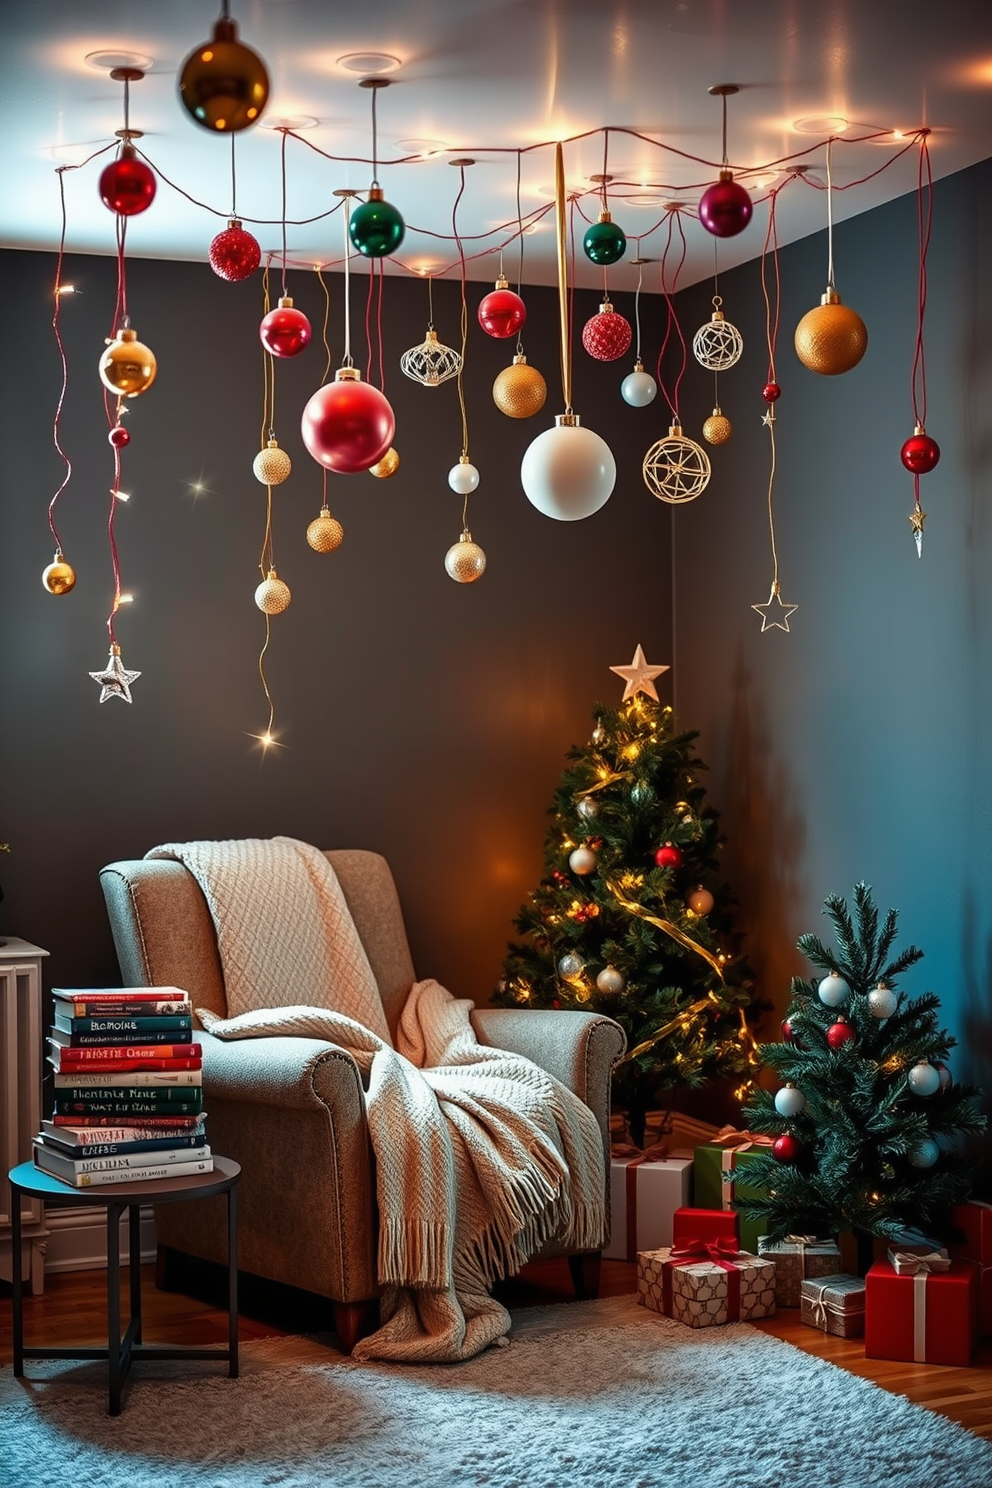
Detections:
99,849,626,1351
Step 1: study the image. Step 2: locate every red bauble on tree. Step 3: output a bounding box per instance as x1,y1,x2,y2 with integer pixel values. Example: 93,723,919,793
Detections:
581,300,633,363
900,429,940,475
300,368,395,474
99,146,156,216
772,1132,801,1163
108,424,130,449
762,382,781,403
478,277,527,339
826,1016,856,1050
209,219,261,282
654,842,682,869
260,296,311,358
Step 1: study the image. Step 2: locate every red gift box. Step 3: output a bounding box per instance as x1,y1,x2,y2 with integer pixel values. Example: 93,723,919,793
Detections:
948,1200,992,1337
865,1255,977,1366
673,1206,740,1248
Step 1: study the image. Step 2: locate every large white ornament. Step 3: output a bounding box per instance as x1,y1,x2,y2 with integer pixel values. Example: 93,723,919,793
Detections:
521,414,616,521
818,972,851,1008
621,363,658,408
596,965,625,995
868,983,898,1019
569,845,598,875
907,1061,941,1097
774,1084,807,1118
909,1137,940,1168
448,458,480,495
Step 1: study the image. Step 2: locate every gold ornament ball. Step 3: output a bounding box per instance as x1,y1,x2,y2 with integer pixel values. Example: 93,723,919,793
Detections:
254,569,291,614
444,531,487,584
702,410,732,445
98,327,157,398
493,355,547,419
794,290,868,375
253,439,292,485
42,556,76,595
370,446,400,479
306,508,344,553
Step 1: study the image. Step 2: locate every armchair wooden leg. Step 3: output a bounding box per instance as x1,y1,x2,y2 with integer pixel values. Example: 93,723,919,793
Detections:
567,1250,602,1301
333,1298,379,1355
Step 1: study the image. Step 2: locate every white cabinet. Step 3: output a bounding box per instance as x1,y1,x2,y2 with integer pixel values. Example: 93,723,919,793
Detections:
0,938,49,1294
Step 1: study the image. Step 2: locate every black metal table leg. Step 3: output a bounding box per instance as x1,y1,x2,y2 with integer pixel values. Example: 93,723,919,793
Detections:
128,1203,142,1343
228,1184,239,1377
106,1201,123,1416
10,1177,23,1377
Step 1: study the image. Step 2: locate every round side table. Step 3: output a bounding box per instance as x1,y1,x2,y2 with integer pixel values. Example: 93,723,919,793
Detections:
9,1155,241,1415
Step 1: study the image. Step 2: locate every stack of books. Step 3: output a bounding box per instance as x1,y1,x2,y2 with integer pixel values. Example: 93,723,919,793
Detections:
32,986,212,1187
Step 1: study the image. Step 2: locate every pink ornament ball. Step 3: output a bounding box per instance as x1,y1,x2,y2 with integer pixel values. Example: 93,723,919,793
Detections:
698,174,752,239
210,220,262,282
301,374,396,474
108,424,130,449
260,301,311,358
99,151,157,216
582,306,633,363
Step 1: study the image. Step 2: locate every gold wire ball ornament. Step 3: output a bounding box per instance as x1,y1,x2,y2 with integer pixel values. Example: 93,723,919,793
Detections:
306,507,344,553
493,354,547,419
643,423,712,504
370,446,400,478
692,299,743,371
399,327,462,386
702,407,733,445
794,286,868,375
444,529,487,584
254,568,291,614
42,553,76,595
98,326,157,398
252,438,292,485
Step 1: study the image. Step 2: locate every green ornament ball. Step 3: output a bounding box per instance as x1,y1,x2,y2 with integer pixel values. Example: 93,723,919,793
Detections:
583,217,626,266
349,194,405,258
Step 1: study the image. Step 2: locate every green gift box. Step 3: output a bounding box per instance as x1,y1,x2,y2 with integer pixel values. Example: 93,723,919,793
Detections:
693,1134,771,1255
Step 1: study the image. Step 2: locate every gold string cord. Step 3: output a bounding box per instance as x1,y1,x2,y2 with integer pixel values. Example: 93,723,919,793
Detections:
256,264,276,745
555,142,572,413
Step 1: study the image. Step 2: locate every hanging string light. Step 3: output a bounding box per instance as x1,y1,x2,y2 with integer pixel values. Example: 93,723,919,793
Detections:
493,151,547,418
259,130,311,357
400,273,462,386
794,137,868,375
621,251,657,408
698,84,752,239
306,267,346,552
349,78,405,258
642,209,711,503
901,131,937,557
444,159,486,583
178,0,270,134
209,135,261,280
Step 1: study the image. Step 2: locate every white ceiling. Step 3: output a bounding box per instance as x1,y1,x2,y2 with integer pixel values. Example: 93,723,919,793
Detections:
1,0,990,290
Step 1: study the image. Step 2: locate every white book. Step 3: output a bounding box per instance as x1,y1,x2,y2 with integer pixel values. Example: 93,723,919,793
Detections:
34,1151,214,1187
52,1069,203,1088
34,1140,212,1178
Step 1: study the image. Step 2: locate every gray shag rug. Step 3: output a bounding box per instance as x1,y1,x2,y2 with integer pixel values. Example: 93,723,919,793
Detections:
2,1292,990,1488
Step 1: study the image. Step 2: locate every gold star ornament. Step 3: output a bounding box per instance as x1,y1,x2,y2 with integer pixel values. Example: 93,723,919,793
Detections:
89,644,141,703
609,643,670,702
909,505,926,559
751,584,798,634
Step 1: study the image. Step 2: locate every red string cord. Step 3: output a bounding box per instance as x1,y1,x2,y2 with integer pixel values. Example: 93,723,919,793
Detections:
364,257,375,383
760,189,781,384
656,211,688,422
376,258,386,393
48,169,72,553
911,133,933,431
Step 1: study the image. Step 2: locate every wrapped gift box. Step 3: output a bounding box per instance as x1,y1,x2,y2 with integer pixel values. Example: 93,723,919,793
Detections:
865,1253,977,1366
672,1206,739,1248
693,1134,770,1254
604,1154,693,1261
638,1243,776,1327
800,1273,866,1338
948,1200,992,1337
758,1236,842,1307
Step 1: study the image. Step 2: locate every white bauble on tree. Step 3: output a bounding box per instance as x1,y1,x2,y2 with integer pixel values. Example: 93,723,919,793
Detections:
596,965,625,995
773,1084,807,1118
521,414,616,521
558,952,584,979
569,845,598,875
907,1061,941,1097
909,1137,940,1168
818,971,851,1008
868,982,898,1019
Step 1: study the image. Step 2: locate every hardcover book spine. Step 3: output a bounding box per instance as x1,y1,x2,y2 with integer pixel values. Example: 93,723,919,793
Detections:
50,1114,204,1128
54,999,191,1016
55,1026,193,1047
50,1042,200,1063
43,1134,208,1157
53,1098,204,1117
74,1157,214,1186
52,1069,202,1088
54,1085,203,1103
59,1015,194,1035
40,1145,213,1175
50,1056,202,1074
52,987,189,1001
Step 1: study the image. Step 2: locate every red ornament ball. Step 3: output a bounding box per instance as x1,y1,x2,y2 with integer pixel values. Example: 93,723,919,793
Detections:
582,304,633,363
781,1017,796,1043
260,299,311,358
826,1017,856,1050
900,432,941,475
762,382,782,403
108,424,130,449
698,173,753,239
772,1133,801,1163
209,219,261,282
478,280,527,339
654,843,683,869
301,371,396,475
99,149,157,217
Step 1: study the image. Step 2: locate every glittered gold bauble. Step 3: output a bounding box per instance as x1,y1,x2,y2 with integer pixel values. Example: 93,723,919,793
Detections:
252,438,292,485
42,554,76,595
444,530,487,583
306,507,344,553
98,326,157,398
254,568,291,614
493,354,547,419
702,407,732,445
370,446,400,479
794,287,868,375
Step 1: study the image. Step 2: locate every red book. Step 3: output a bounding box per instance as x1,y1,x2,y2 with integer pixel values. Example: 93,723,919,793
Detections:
51,1113,204,1128
48,1040,200,1066
48,1056,202,1076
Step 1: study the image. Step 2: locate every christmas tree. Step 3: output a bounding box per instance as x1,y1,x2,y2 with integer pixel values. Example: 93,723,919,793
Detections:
494,644,761,1147
737,883,986,1255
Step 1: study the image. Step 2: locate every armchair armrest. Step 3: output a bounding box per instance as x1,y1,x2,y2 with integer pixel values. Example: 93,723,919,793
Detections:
196,1029,368,1131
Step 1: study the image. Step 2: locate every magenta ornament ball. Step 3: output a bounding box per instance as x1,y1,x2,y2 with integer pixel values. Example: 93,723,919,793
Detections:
698,175,753,239
301,375,396,474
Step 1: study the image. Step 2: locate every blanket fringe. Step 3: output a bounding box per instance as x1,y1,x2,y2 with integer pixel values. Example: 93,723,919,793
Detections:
379,1218,451,1289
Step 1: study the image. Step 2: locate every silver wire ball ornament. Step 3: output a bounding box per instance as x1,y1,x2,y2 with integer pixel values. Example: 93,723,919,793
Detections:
692,299,744,371
643,423,712,503
400,326,462,387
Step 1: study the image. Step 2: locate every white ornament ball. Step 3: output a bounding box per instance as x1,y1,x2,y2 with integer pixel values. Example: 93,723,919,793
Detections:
621,368,658,408
576,797,599,821
868,983,898,1019
596,965,625,995
907,1061,941,1097
448,460,480,495
935,1061,953,1092
909,1137,940,1168
774,1084,807,1118
818,971,851,1008
569,846,598,876
558,952,584,979
521,418,616,522
687,886,714,915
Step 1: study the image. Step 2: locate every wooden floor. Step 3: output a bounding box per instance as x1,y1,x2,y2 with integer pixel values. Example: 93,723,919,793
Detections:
3,1255,992,1438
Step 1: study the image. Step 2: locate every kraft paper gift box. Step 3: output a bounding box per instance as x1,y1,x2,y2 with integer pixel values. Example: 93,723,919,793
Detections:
604,1152,693,1261
692,1130,771,1254
637,1240,776,1328
948,1200,992,1337
800,1273,866,1338
672,1206,739,1248
865,1249,977,1366
758,1235,842,1308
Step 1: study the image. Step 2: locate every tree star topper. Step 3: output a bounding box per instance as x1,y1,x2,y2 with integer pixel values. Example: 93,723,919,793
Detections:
609,643,670,702
89,644,141,704
751,584,798,634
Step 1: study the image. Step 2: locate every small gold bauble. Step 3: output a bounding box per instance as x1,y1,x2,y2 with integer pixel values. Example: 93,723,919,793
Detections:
306,507,344,553
370,446,400,479
252,438,292,485
702,408,732,445
444,530,487,584
42,555,76,595
794,288,868,375
254,568,291,614
98,326,157,397
493,355,547,419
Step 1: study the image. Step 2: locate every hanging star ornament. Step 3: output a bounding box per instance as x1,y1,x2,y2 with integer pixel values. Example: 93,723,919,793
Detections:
909,505,926,558
89,644,141,703
751,584,798,634
609,643,670,702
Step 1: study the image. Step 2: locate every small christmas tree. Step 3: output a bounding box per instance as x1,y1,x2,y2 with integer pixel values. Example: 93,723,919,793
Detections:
738,883,986,1256
494,644,761,1147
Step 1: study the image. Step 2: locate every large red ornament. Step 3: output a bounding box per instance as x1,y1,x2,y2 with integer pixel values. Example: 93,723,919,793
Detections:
900,431,941,475
826,1016,856,1050
582,301,633,363
772,1133,801,1163
210,219,261,282
762,382,781,403
108,424,130,449
260,296,311,358
781,1016,796,1043
301,367,395,474
99,147,156,216
698,172,752,239
654,843,682,869
478,277,527,339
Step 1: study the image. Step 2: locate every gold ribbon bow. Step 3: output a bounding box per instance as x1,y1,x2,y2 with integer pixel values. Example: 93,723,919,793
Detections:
610,1140,670,1162
714,1126,775,1152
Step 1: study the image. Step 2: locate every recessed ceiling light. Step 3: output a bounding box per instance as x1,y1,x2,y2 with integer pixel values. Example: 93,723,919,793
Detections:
336,52,402,75
83,50,154,73
396,138,448,158
260,115,319,131
621,191,672,207
792,115,849,135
